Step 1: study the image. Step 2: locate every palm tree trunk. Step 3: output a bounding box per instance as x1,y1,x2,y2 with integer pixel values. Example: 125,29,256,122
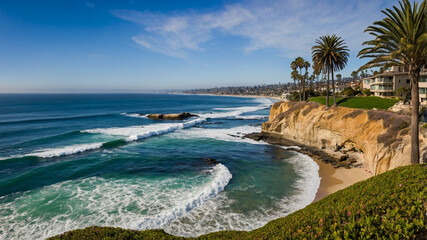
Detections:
326,68,330,108
302,78,305,101
299,68,303,101
331,67,336,106
317,76,320,92
410,67,420,164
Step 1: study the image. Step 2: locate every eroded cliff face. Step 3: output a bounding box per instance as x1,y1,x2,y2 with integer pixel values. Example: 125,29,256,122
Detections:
262,101,425,175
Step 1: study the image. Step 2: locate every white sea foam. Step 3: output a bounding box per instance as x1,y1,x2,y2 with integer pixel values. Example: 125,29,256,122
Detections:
83,118,205,142
87,98,273,142
234,115,268,120
137,163,232,229
164,150,320,237
121,113,147,118
280,151,320,209
0,98,272,161
169,125,265,145
165,125,320,237
0,164,232,240
0,143,104,160
198,98,274,119
280,146,301,150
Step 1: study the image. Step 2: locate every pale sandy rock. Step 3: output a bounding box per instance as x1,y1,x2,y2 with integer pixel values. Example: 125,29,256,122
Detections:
262,101,425,175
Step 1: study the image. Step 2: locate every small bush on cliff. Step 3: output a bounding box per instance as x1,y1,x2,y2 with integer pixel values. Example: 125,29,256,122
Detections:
48,165,426,240
363,89,371,96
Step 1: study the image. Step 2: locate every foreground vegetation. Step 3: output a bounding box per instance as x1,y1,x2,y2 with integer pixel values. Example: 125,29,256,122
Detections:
309,96,399,110
49,164,426,239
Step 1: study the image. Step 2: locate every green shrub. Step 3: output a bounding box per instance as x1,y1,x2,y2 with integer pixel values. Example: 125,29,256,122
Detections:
395,87,411,103
341,87,355,96
363,89,371,96
49,164,427,240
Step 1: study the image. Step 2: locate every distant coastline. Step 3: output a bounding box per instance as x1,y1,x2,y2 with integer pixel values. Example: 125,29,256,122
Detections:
176,92,283,101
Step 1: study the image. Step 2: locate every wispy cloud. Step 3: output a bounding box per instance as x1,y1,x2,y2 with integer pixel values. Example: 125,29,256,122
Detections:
112,0,391,59
85,2,95,8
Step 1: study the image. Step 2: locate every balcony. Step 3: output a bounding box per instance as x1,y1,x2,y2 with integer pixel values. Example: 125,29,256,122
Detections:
371,81,393,85
373,89,394,92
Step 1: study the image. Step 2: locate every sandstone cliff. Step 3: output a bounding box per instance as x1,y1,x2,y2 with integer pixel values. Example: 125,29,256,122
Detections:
262,101,425,175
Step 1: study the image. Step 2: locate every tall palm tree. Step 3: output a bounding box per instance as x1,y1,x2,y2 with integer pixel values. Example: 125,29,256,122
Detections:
351,71,359,89
358,0,427,164
303,60,311,100
313,63,322,92
312,34,349,107
292,57,306,100
336,73,342,92
290,60,301,101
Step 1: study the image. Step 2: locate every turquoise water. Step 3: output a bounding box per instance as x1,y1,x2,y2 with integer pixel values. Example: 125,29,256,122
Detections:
0,94,319,239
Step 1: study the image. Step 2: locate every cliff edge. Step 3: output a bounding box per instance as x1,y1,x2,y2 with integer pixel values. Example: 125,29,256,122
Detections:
262,101,426,175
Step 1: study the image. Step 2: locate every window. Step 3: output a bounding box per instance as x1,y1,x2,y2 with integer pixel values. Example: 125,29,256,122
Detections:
420,88,426,94
407,79,410,84
420,76,427,82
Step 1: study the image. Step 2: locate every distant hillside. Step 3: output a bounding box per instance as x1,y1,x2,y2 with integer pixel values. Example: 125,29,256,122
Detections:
180,83,290,97
49,164,426,239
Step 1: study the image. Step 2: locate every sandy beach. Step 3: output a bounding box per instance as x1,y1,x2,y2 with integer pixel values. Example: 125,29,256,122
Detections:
313,160,372,202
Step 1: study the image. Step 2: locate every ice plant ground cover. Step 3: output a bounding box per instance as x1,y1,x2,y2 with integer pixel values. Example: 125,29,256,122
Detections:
49,164,426,239
309,96,399,110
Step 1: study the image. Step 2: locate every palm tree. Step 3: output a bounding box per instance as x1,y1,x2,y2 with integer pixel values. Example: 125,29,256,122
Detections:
312,34,350,107
358,0,427,164
351,71,359,89
303,60,311,100
313,63,322,92
351,71,358,80
292,57,306,100
336,73,342,92
290,60,301,100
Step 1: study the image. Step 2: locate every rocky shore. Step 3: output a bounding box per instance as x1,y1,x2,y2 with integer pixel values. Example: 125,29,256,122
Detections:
245,132,359,169
259,101,425,175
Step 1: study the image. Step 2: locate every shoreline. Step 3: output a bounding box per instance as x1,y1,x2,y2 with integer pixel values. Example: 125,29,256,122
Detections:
182,93,371,201
244,132,372,202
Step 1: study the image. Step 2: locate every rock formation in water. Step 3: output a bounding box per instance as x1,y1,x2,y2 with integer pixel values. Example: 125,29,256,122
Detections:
261,101,426,175
146,112,198,120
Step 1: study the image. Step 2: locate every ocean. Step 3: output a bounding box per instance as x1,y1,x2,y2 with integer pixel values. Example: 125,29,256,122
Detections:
0,93,320,239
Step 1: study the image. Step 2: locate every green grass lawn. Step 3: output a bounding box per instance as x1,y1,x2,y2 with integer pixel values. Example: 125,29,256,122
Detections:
309,96,399,110
49,164,426,240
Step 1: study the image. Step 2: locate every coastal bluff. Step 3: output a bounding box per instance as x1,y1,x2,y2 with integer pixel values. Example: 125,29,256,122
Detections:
261,101,426,175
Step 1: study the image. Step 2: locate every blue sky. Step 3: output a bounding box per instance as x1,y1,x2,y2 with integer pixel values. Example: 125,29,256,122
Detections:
0,0,397,93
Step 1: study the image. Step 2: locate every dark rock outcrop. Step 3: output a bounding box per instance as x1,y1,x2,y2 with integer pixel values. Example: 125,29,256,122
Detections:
146,112,198,120
244,132,359,168
203,158,218,165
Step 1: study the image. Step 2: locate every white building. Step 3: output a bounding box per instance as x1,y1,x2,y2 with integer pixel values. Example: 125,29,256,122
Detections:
362,66,427,102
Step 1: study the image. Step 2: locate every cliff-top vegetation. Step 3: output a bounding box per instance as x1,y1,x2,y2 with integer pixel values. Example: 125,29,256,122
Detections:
309,96,399,110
